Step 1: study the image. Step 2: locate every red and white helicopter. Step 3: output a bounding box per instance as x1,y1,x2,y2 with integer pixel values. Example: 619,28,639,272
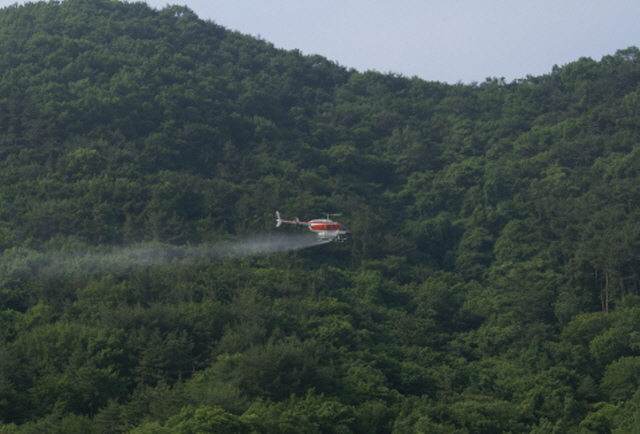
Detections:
276,211,350,242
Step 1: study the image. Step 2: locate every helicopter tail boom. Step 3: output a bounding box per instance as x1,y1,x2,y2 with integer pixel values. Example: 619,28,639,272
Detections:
276,211,309,227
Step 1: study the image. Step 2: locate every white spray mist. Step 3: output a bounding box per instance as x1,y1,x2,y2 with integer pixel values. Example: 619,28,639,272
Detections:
28,233,330,278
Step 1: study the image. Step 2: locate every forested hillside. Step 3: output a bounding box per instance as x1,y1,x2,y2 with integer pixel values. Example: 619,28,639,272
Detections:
2,1,640,432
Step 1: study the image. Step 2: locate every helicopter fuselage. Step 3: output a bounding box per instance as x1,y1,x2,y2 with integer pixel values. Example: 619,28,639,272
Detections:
276,212,350,242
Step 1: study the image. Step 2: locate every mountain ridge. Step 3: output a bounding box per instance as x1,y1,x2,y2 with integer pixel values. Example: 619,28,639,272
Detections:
2,1,640,432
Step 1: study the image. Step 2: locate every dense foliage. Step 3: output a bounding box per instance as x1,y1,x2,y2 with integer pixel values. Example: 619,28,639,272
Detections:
2,1,640,432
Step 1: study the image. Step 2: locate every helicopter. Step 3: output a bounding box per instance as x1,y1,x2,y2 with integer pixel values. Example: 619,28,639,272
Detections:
275,211,350,242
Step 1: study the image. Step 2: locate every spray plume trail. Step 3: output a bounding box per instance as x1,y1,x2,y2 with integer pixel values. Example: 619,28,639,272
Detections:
22,233,330,278
201,233,331,259
117,233,330,263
